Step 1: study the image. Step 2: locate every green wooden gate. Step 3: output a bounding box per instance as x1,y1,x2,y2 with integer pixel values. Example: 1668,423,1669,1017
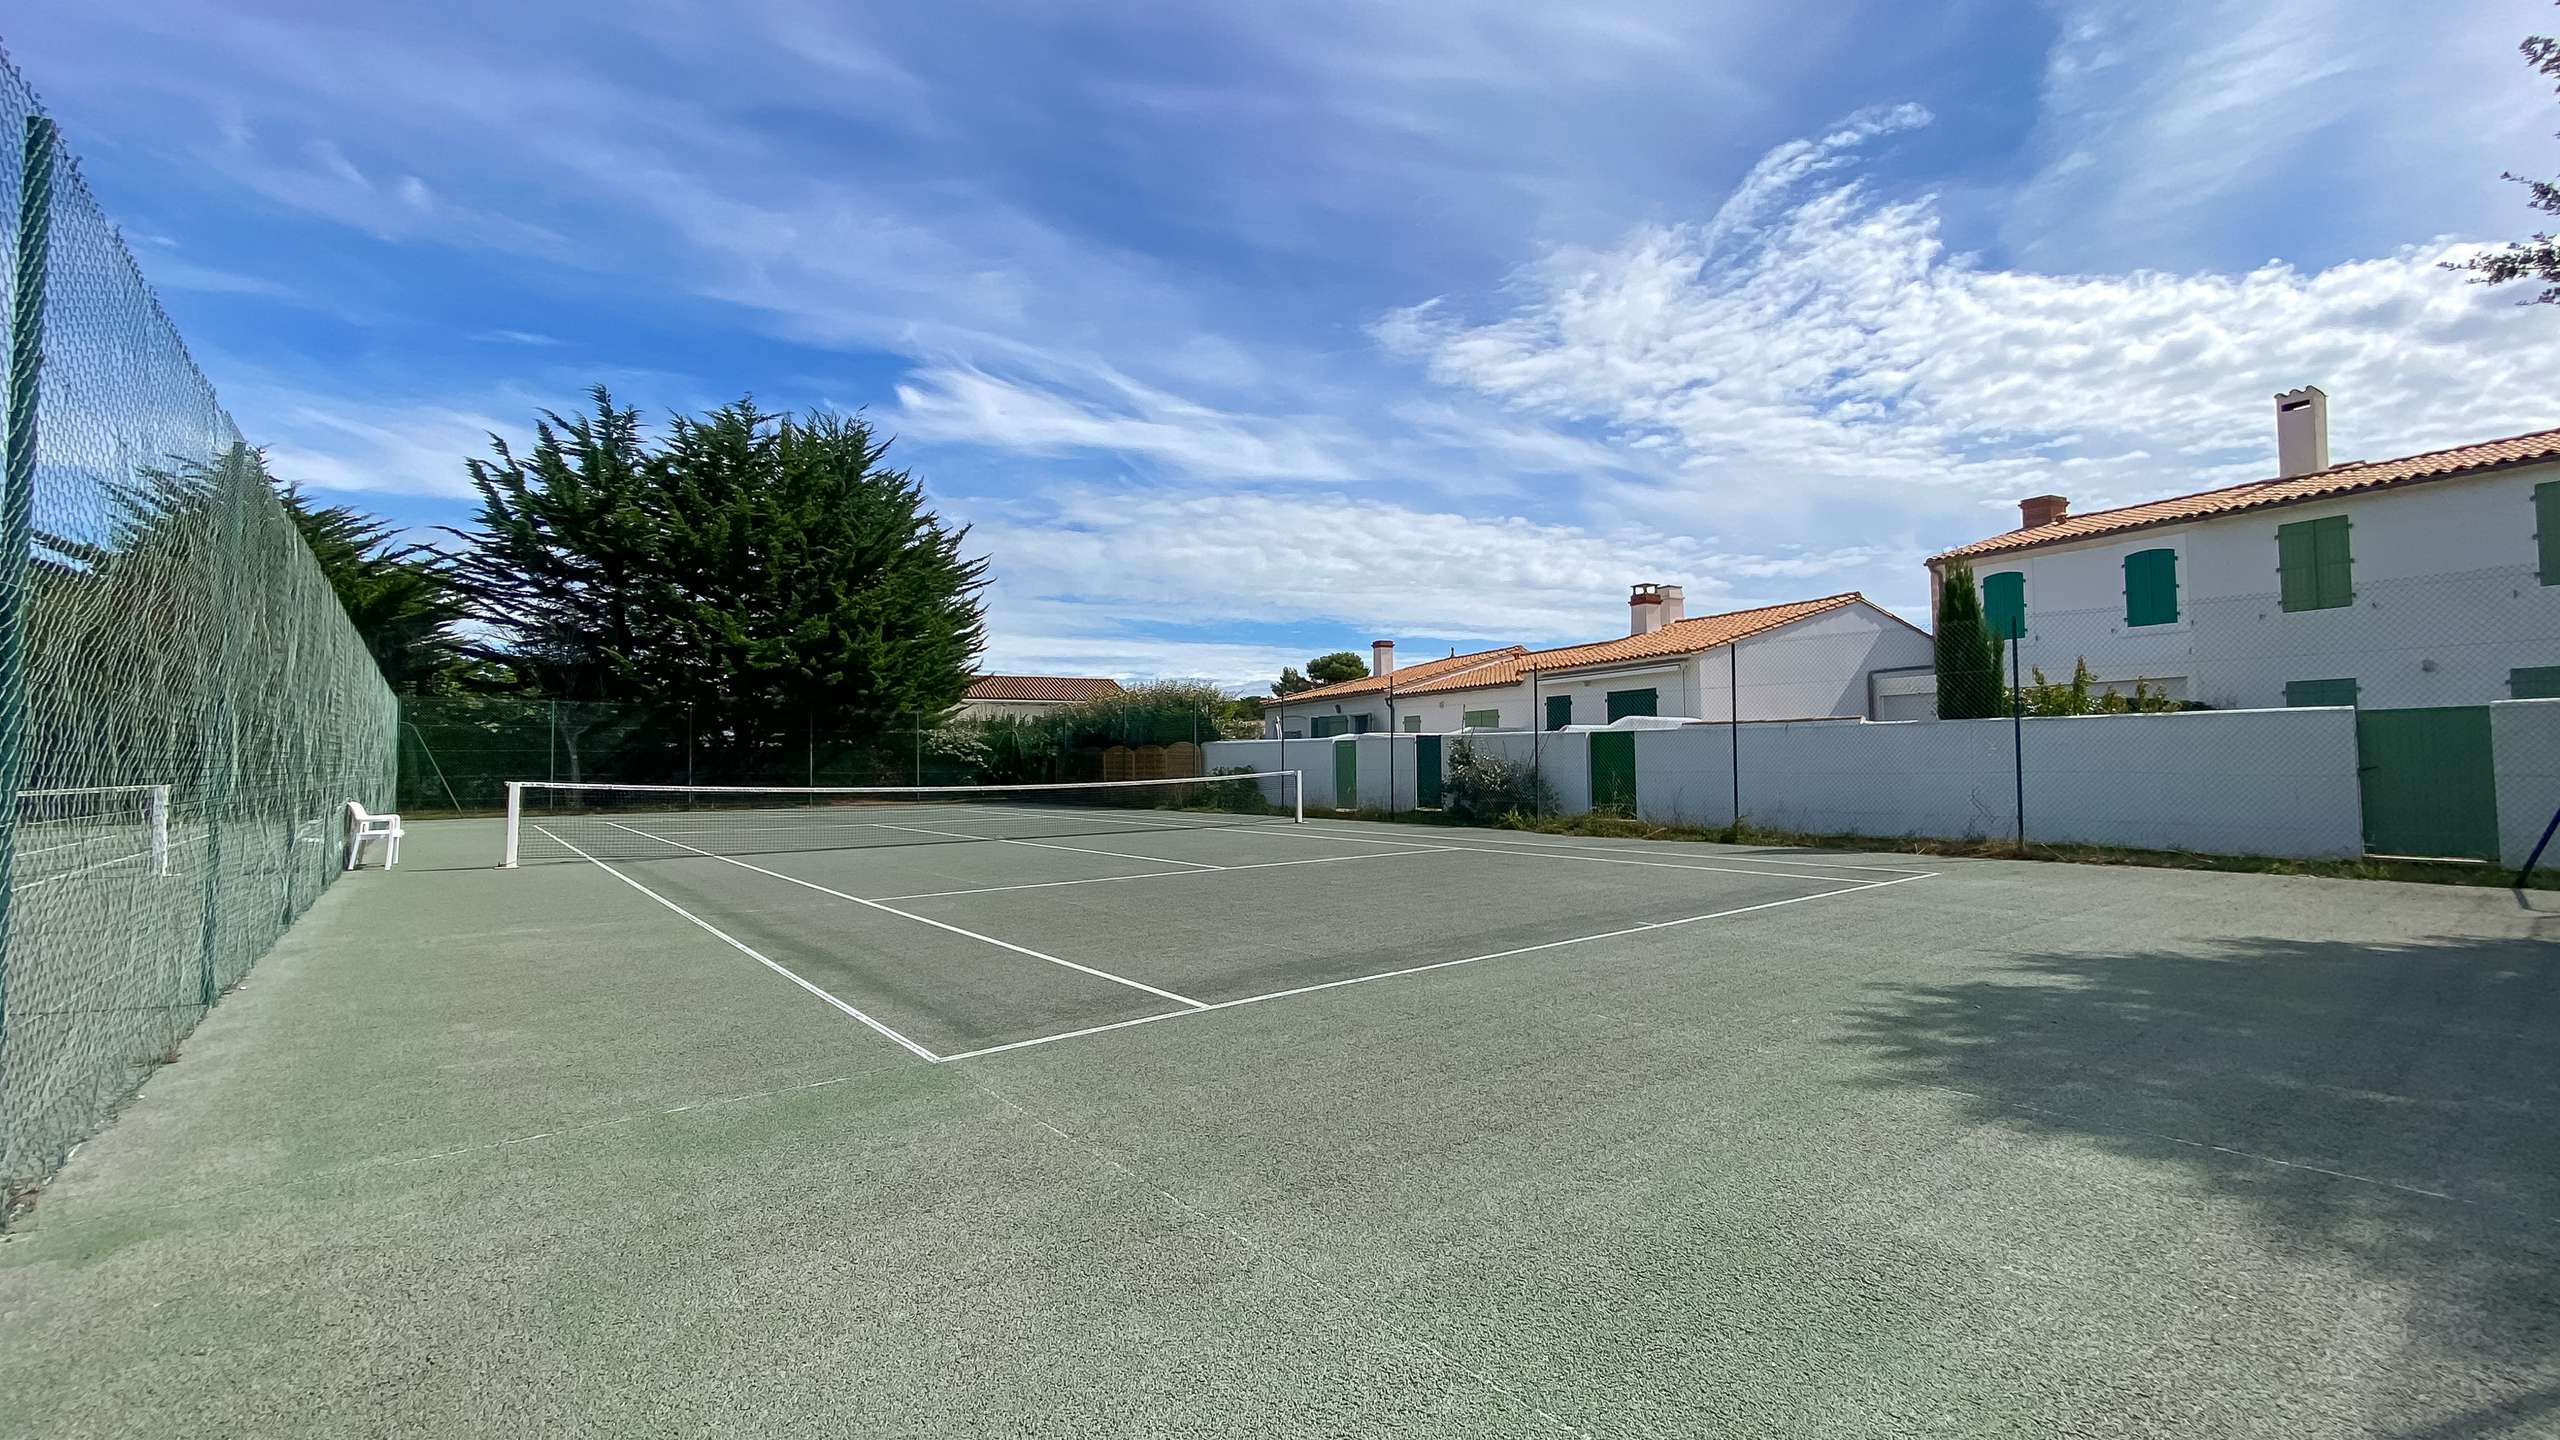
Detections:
2356,706,2499,860
1590,731,1637,814
1414,735,1443,809
1332,740,1358,812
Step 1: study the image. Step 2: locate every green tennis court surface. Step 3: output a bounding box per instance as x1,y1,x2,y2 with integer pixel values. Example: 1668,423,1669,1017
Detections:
3,815,2554,1436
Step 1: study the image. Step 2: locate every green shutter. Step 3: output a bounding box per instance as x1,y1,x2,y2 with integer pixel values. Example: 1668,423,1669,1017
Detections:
1309,715,1349,738
1402,715,1421,732
1981,571,2025,639
2278,516,2352,611
1604,688,1658,721
2313,515,2352,607
2122,548,2178,627
1462,708,1500,729
2512,665,2560,700
1545,694,1572,730
2538,481,2559,585
2284,678,2358,708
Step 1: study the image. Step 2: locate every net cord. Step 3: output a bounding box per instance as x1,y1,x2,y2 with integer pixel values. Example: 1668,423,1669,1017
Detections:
502,770,1306,868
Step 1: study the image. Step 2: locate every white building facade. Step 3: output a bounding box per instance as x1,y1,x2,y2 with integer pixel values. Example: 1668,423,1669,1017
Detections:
1931,392,2560,712
1264,590,1934,737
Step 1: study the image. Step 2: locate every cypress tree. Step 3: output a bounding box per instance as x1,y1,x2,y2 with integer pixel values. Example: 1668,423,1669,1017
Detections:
1935,559,2002,719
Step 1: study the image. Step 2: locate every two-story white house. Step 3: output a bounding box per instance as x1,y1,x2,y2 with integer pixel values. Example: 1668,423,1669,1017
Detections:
1928,388,2560,712
1263,588,1934,737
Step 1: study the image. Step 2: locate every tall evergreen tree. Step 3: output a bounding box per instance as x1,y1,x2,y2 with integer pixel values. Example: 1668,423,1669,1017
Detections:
445,388,661,702
445,389,987,759
1934,559,2003,719
2452,6,2560,303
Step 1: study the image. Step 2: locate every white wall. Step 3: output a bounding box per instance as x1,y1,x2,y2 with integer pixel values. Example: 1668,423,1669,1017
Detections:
1965,462,2560,711
1223,707,2373,861
1633,709,2362,858
2492,699,2560,873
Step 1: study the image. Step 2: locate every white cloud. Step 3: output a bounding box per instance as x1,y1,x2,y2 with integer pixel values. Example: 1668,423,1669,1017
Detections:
253,397,513,500
894,364,1359,482
1379,107,2560,549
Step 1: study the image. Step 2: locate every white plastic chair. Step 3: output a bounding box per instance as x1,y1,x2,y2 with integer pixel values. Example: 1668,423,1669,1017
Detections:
345,800,403,871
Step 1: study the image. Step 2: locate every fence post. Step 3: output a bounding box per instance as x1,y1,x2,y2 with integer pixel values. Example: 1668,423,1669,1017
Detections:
1728,641,1740,837
2010,620,2025,850
0,116,56,1053
1529,665,1542,817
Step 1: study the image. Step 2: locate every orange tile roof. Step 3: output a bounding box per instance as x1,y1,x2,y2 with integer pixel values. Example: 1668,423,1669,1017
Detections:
965,674,1123,702
1400,594,1874,697
1266,645,1525,706
1931,425,2560,564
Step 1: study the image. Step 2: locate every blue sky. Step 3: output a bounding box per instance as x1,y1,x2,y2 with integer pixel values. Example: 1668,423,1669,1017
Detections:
13,1,2560,688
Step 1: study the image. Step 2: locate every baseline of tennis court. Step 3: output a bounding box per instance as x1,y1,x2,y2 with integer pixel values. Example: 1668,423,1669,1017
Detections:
514,801,1935,1060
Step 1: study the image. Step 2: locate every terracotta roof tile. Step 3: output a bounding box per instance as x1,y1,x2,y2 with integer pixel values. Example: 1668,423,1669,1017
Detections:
1266,645,1525,706
964,675,1123,703
1400,595,1871,697
1931,425,2560,564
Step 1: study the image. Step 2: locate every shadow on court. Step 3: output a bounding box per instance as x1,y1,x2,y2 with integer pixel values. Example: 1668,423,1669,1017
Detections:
1838,928,2560,1435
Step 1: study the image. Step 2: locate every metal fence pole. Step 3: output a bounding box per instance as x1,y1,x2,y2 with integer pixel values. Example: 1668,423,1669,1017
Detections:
1728,641,1740,837
1529,665,1542,817
0,116,56,1051
2010,620,2026,850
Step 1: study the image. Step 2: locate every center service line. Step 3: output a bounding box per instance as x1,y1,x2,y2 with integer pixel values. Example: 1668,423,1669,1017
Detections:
597,820,1210,1011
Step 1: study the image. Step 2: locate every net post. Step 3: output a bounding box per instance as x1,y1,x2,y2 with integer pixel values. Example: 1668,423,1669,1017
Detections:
147,784,171,877
1292,769,1304,824
503,782,522,868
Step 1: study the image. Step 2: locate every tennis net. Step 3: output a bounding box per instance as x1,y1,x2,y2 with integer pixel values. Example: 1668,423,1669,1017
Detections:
15,785,173,884
504,771,1306,866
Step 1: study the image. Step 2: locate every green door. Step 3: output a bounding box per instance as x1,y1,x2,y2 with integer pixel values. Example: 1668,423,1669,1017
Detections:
1414,735,1443,808
1590,731,1637,814
2355,707,2498,860
1332,740,1358,812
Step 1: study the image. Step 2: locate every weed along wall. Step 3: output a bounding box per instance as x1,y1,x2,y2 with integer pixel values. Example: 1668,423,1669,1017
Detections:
1209,706,2376,861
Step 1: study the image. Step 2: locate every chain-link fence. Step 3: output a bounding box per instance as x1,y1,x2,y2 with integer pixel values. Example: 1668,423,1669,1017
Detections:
0,61,398,1197
398,697,1244,814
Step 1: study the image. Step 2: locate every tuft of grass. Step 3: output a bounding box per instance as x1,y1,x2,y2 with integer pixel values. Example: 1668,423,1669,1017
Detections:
1334,806,2552,890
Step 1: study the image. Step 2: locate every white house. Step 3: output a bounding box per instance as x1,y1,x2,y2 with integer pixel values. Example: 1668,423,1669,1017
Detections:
1928,388,2560,712
1263,588,1934,738
954,674,1122,721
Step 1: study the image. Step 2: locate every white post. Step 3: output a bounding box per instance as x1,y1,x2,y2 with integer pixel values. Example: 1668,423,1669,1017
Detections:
146,783,169,877
503,782,522,868
1291,770,1304,824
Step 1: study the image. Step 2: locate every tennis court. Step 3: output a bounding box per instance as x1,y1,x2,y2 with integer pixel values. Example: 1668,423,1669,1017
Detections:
2,783,2555,1437
500,775,1936,1063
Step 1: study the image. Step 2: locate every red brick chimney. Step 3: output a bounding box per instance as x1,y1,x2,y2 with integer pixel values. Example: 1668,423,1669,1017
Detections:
2018,495,2069,530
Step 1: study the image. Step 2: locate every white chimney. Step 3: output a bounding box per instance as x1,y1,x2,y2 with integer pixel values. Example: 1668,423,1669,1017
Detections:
1658,584,1685,625
2276,386,2329,478
1371,639,1394,677
1629,583,1664,635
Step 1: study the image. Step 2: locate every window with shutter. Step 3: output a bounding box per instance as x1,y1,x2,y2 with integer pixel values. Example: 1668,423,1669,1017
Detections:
1604,688,1658,721
2123,548,2179,626
2512,666,2560,700
1981,571,2026,639
2284,678,2358,708
1545,695,1572,730
2277,516,2352,611
1403,715,1422,732
1462,709,1500,729
2538,481,2559,585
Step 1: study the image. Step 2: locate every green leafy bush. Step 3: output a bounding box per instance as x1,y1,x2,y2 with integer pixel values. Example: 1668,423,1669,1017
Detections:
1442,740,1556,823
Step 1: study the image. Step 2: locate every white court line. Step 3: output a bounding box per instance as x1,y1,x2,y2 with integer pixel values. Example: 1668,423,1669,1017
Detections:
598,821,1210,1012
874,844,1466,903
1299,822,1939,876
858,819,1228,872
533,826,943,1062
936,871,1938,1062
1215,821,1886,885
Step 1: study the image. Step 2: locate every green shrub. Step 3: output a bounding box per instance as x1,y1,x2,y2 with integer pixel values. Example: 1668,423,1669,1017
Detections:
1442,740,1556,822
